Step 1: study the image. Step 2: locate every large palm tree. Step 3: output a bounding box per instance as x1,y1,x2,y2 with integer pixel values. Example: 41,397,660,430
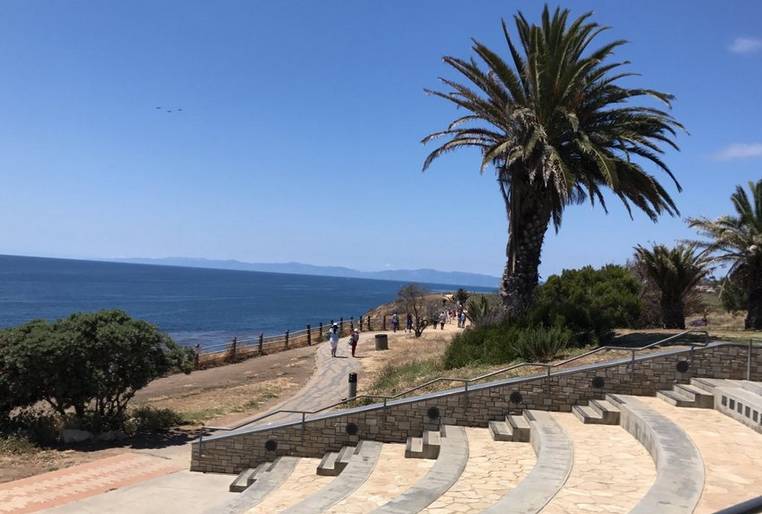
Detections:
634,244,711,329
688,180,762,329
422,6,683,318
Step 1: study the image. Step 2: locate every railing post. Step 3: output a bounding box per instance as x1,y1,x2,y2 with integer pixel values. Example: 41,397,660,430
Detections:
340,317,344,334
748,339,753,381
350,316,354,330
360,316,364,331
258,332,264,354
231,337,237,362
319,322,324,342
301,411,306,431
307,324,311,346
285,330,289,349
198,430,204,459
631,349,636,371
194,344,201,369
382,315,386,331
369,316,373,331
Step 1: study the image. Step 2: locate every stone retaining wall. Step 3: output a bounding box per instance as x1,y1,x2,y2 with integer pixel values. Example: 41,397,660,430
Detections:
192,342,760,474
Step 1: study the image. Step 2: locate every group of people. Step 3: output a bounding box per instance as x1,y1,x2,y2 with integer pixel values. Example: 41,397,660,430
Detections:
328,322,360,358
388,306,468,333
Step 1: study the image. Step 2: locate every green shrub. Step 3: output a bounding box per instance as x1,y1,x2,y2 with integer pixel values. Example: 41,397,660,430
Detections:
528,264,641,344
129,406,186,433
0,435,38,455
512,326,572,362
0,310,194,432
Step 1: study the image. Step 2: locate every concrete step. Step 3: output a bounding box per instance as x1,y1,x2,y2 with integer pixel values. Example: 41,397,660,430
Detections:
213,457,299,513
283,441,383,514
337,445,355,466
737,380,762,396
590,398,621,423
606,394,704,513
482,410,573,514
572,404,605,424
317,450,349,476
674,383,715,408
656,388,697,407
422,430,441,459
373,426,469,513
507,413,531,442
690,377,727,393
488,420,513,441
229,467,260,493
405,436,424,458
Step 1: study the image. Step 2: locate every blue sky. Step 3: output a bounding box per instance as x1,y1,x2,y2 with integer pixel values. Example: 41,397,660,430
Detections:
0,1,760,278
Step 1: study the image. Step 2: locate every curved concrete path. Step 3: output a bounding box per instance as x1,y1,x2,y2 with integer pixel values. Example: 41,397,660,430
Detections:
608,394,704,514
371,426,469,514
217,333,363,432
483,410,573,514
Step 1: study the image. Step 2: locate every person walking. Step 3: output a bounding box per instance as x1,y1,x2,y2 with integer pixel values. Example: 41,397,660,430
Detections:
406,313,413,333
329,323,340,357
459,310,466,328
391,312,400,333
439,311,446,330
349,328,359,357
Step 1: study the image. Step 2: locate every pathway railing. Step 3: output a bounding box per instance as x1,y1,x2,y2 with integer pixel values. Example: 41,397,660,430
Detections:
212,329,719,432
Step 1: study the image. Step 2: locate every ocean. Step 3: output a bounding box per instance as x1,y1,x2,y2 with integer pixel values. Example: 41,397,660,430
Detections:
0,255,492,348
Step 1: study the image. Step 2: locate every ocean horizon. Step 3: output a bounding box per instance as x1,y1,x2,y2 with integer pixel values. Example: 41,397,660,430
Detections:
0,254,493,349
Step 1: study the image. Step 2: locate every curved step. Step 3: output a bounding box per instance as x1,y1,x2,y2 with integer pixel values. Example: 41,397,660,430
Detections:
607,394,704,513
420,427,535,513
282,440,383,514
637,395,762,512
325,443,434,512
210,456,299,513
247,457,334,513
371,425,469,513
482,410,573,514
540,412,655,514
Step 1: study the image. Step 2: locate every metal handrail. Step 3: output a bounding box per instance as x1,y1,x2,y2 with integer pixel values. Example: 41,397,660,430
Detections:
214,329,714,432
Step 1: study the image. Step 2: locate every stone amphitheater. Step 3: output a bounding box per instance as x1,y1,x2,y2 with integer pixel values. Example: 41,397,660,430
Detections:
195,338,762,514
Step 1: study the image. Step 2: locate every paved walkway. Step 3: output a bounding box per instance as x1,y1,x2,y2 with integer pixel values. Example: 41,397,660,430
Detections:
221,333,363,432
3,334,364,514
0,453,183,514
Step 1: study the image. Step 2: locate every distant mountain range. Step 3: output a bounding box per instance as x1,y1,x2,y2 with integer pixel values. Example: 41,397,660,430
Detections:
110,257,499,289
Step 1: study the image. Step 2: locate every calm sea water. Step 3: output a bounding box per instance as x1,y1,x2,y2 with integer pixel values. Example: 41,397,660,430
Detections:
0,255,489,348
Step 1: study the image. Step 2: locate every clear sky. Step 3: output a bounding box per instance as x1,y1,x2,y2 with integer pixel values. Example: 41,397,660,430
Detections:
0,1,760,278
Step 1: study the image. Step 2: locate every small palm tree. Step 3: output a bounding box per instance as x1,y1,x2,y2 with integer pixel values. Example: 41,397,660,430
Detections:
422,6,683,318
634,244,711,329
688,180,762,329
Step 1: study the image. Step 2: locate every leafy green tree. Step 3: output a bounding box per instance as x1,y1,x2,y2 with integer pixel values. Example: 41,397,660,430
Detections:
397,284,434,337
422,6,683,318
720,276,747,313
453,288,470,306
689,180,762,329
528,265,641,343
633,244,711,329
0,310,193,430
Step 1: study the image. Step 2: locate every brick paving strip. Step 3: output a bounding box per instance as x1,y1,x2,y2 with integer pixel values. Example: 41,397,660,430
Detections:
0,453,183,514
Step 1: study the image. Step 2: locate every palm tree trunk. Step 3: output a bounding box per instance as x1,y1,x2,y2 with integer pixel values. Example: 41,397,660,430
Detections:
661,297,685,329
745,271,762,329
499,185,551,319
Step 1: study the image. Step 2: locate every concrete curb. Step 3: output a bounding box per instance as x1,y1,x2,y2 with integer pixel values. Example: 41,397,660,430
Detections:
371,425,468,514
483,410,573,514
608,394,704,514
282,441,383,514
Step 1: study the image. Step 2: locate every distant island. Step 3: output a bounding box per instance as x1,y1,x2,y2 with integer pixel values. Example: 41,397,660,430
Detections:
110,257,499,288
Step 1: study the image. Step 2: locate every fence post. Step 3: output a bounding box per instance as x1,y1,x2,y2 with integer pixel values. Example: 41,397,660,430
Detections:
231,337,238,362
285,330,289,349
350,316,354,330
340,317,344,334
383,315,386,331
258,332,264,354
369,316,373,331
194,344,201,369
319,322,324,342
307,324,311,346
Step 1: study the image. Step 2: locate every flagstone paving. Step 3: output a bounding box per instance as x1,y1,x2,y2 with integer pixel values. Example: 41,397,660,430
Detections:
541,412,656,514
246,457,332,513
325,443,433,513
421,427,536,514
638,396,762,514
